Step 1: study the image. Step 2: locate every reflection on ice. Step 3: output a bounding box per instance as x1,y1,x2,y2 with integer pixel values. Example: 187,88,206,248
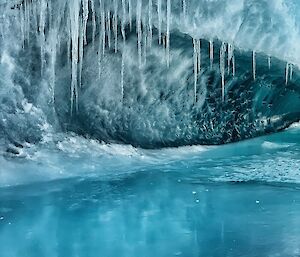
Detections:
0,164,300,257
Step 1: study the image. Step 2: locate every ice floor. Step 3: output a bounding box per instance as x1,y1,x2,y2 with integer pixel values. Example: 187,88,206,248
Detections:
0,125,299,257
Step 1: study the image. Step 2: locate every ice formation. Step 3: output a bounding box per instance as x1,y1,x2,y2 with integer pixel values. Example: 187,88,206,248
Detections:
3,0,298,111
1,0,300,110
0,0,300,148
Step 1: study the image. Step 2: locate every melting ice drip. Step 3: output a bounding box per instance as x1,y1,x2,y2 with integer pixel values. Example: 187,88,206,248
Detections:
3,0,296,115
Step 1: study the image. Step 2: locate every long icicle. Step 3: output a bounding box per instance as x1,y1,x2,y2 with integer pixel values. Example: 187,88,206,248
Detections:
47,0,52,35
166,0,171,67
69,0,80,115
90,0,96,48
197,39,201,73
227,43,235,76
19,3,25,48
193,38,201,102
121,40,125,101
143,24,147,66
193,38,198,103
79,19,84,88
101,1,106,55
98,0,104,78
289,64,293,81
232,55,235,77
67,19,71,65
137,0,142,68
220,42,226,102
209,40,214,69
285,62,289,85
227,43,232,74
82,0,89,45
121,0,126,40
25,0,30,44
148,0,153,47
182,0,187,20
113,0,118,52
107,10,111,49
49,30,57,108
39,0,47,75
128,0,132,31
24,0,27,44
157,0,162,45
32,1,39,38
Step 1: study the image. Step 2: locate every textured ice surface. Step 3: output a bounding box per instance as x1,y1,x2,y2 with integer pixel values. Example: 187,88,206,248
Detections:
0,123,299,188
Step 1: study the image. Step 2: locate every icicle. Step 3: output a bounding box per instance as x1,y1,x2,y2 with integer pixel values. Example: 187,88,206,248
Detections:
67,23,71,65
28,0,32,43
197,39,201,72
24,0,30,44
107,11,111,49
49,30,57,106
79,20,84,88
100,1,106,55
137,0,142,68
268,56,271,70
97,0,103,78
128,0,132,31
69,0,81,115
20,3,25,48
23,0,27,43
166,0,171,67
98,37,102,79
113,0,118,52
23,0,27,42
209,40,214,69
227,43,232,74
227,44,231,73
32,1,39,35
193,38,198,103
157,0,162,45
192,38,201,103
253,50,256,81
182,0,187,20
289,64,293,81
285,62,289,85
82,0,89,45
227,43,235,76
220,42,226,102
143,29,147,66
39,0,47,75
121,0,126,40
47,0,52,31
90,0,96,48
148,0,153,47
232,55,236,77
121,41,125,100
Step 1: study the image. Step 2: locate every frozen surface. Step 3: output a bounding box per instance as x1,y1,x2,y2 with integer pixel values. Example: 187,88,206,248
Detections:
0,126,300,256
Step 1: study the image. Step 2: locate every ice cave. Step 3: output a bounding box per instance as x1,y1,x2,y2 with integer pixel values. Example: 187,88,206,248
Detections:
0,0,300,256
